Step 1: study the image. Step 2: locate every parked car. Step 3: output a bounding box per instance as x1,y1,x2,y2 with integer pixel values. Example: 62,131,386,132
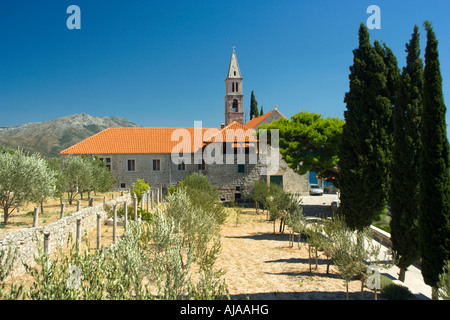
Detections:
309,184,324,195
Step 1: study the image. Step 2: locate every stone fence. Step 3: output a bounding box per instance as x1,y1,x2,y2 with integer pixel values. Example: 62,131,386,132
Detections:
0,193,132,277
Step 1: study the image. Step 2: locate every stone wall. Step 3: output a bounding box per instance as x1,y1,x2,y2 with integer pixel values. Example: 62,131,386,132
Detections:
0,194,131,277
92,150,310,203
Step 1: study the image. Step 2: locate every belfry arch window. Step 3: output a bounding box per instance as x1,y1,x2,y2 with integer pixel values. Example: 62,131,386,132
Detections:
235,82,239,92
232,82,235,92
232,99,238,112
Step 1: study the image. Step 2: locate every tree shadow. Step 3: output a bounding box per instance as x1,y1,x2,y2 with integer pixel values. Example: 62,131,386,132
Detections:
225,232,307,244
301,204,332,218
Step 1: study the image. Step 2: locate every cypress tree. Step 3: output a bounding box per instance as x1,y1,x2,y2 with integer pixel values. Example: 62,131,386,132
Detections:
419,21,450,299
338,23,393,231
250,91,259,119
390,25,423,282
260,105,264,116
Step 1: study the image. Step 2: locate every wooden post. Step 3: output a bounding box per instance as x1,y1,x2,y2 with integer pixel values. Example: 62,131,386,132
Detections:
96,213,102,250
76,218,81,252
89,197,94,207
146,191,150,212
141,192,145,211
44,232,50,257
121,191,124,196
60,203,65,219
150,189,154,210
112,205,117,244
133,195,138,221
156,188,160,204
77,200,81,212
160,185,163,202
123,201,128,233
33,207,39,227
103,196,107,204
112,193,115,200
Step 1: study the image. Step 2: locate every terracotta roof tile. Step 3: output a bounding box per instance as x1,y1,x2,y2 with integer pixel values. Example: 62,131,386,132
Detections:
203,121,257,143
245,109,286,129
60,127,217,155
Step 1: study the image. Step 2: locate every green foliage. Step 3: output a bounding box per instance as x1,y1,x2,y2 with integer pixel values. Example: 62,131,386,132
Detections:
177,172,227,226
380,283,415,300
260,112,343,184
419,21,450,290
325,214,382,299
437,260,450,300
0,242,24,299
61,156,92,205
23,226,148,300
338,23,394,231
89,157,115,193
0,148,55,224
250,90,259,120
131,179,150,205
46,158,67,198
267,185,302,233
144,189,228,299
390,25,423,279
251,179,278,212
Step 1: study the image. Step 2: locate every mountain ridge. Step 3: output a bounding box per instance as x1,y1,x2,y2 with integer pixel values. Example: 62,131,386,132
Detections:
0,113,140,157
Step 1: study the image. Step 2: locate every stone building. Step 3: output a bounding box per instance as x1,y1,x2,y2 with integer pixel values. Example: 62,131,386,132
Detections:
60,48,309,201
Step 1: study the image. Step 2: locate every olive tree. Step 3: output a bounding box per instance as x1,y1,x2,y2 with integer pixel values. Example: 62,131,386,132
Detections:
0,149,55,225
61,156,92,205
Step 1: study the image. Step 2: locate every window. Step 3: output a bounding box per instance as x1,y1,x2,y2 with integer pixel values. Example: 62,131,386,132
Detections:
232,99,238,112
153,159,161,171
234,71,236,76
235,82,239,92
238,164,245,173
236,186,241,191
99,157,111,170
178,161,185,171
232,82,235,92
127,159,136,172
120,183,126,188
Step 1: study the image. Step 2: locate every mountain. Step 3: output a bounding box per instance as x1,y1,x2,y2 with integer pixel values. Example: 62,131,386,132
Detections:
0,113,140,157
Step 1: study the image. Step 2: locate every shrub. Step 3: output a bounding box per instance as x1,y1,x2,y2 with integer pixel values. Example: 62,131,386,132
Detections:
380,283,415,300
131,179,150,205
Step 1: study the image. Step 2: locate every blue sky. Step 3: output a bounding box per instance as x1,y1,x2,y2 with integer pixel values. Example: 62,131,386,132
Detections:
1,0,449,134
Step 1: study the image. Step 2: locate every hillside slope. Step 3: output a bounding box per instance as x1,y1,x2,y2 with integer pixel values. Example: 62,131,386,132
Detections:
0,113,139,157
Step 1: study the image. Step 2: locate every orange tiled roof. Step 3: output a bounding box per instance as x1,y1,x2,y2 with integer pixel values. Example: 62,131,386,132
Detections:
60,127,217,155
203,121,257,143
245,110,284,129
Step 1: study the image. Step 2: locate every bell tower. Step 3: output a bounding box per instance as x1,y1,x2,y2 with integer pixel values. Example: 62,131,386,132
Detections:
225,47,244,125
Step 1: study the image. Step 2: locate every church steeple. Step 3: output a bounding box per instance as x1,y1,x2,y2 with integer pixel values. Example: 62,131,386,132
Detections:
227,46,242,79
225,47,244,125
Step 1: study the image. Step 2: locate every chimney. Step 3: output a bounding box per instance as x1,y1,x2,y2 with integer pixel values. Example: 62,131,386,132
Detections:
221,123,225,129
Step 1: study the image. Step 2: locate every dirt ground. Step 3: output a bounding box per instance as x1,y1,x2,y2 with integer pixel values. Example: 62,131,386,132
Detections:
218,206,375,300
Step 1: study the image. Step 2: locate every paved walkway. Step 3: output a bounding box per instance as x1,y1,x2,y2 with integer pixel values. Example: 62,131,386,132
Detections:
301,194,432,300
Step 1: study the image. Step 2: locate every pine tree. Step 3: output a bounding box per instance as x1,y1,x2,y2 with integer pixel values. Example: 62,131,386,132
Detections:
390,25,423,282
338,23,393,231
250,91,259,119
419,21,450,299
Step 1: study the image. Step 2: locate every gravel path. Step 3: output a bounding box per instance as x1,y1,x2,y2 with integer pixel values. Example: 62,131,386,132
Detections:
217,198,376,300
